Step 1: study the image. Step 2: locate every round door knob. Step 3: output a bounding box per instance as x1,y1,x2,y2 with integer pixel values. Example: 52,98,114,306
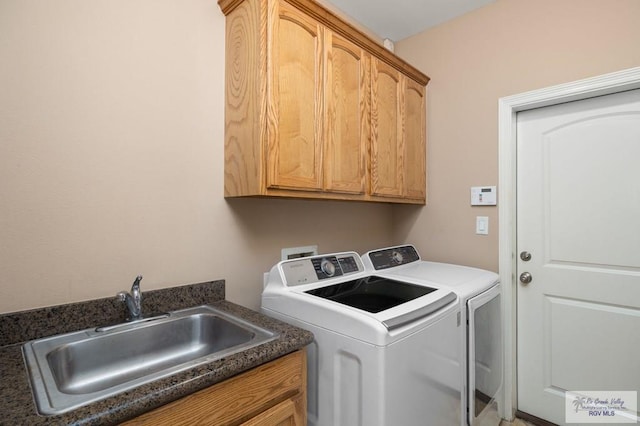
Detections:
519,272,532,284
520,251,532,261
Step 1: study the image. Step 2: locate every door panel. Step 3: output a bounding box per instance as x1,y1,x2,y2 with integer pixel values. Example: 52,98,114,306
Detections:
516,89,640,424
324,32,368,194
267,1,323,190
545,115,640,268
403,79,426,200
371,59,402,197
546,296,640,390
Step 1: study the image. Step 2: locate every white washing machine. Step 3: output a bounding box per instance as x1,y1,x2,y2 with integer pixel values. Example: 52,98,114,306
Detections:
362,245,502,426
262,251,462,426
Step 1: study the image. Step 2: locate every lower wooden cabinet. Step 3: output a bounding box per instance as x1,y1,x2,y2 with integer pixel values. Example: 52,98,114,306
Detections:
122,350,307,426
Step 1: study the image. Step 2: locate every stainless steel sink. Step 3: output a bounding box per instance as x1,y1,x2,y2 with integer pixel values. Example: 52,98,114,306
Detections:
23,305,278,415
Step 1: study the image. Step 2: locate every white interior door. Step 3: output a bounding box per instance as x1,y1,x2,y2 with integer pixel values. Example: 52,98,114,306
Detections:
516,89,640,424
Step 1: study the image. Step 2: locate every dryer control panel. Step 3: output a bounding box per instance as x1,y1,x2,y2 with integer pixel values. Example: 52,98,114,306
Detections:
280,252,364,286
366,245,420,270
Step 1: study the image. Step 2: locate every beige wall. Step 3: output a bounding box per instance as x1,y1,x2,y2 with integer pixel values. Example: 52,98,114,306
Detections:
3,0,639,315
0,0,393,314
393,0,640,272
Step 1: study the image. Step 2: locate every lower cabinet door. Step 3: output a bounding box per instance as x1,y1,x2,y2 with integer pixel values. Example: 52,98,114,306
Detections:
242,397,302,426
122,351,306,426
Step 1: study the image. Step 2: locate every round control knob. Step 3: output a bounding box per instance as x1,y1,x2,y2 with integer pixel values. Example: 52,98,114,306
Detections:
320,259,336,277
391,251,404,264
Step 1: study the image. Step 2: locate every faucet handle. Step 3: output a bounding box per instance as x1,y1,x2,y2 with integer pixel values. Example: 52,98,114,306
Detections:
131,275,143,292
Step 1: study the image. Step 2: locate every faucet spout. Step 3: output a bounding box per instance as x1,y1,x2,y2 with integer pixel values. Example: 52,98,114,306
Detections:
118,275,143,320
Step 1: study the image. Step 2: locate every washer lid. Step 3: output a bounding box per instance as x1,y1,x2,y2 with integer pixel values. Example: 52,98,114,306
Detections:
305,275,456,330
305,275,435,313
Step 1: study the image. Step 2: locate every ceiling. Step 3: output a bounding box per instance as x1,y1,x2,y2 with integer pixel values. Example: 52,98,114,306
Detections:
324,0,496,42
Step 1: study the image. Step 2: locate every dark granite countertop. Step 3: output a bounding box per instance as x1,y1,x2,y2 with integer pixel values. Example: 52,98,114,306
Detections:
0,281,313,425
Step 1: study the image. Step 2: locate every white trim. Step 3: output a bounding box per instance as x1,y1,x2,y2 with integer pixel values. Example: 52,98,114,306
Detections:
497,66,640,421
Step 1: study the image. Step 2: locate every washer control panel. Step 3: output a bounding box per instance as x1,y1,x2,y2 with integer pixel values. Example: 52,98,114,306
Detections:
313,257,342,279
280,252,364,286
367,245,420,270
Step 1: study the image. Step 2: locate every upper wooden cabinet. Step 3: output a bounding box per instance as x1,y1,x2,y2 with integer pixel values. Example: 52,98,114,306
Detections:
219,0,429,204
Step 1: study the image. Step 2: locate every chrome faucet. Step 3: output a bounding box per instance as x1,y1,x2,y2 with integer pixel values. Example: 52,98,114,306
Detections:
118,275,143,321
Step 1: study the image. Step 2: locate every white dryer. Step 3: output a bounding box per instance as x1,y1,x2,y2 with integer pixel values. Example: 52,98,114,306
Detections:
362,245,502,426
262,250,462,426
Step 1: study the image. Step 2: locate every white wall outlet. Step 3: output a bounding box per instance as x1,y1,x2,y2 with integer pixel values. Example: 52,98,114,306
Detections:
476,216,489,235
281,245,318,261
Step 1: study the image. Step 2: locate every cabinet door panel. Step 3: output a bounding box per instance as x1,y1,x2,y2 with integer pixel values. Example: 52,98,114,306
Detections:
241,398,298,426
403,78,426,200
267,1,323,191
122,351,306,426
371,59,402,197
223,0,263,197
324,32,368,194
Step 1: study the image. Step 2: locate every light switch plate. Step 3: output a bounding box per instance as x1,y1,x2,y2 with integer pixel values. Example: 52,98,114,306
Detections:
476,216,489,235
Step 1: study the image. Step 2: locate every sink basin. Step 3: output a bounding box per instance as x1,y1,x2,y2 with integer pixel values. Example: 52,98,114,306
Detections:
23,305,278,415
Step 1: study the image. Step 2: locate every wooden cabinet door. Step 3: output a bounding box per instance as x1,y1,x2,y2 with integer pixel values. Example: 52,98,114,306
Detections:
403,78,426,200
122,351,306,426
241,397,300,426
324,31,369,194
267,0,323,191
370,58,403,197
